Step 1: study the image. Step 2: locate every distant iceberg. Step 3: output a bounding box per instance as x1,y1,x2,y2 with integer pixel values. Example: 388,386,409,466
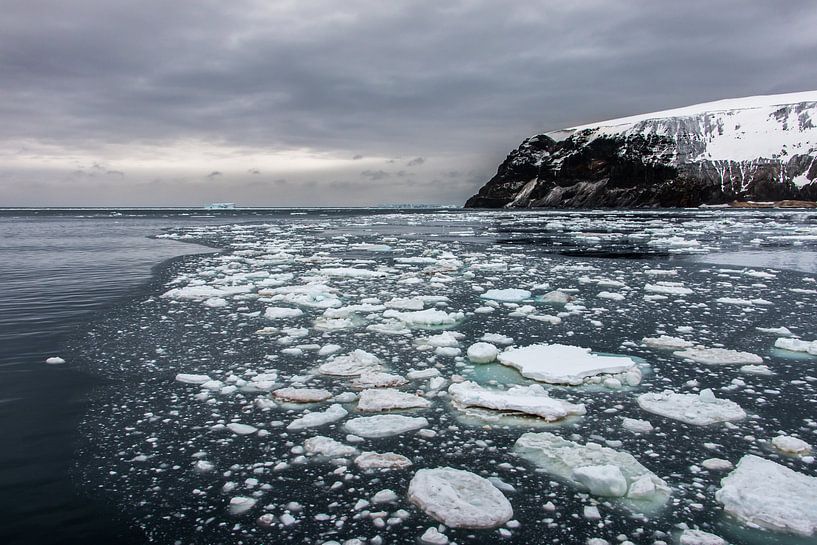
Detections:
204,202,236,209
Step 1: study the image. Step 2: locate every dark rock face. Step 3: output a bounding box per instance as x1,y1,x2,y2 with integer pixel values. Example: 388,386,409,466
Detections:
466,122,817,209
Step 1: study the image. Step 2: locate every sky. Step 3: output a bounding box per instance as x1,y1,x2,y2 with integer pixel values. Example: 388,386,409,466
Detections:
2,0,817,207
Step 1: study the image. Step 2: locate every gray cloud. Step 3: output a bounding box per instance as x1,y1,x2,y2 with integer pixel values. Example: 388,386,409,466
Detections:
1,0,816,205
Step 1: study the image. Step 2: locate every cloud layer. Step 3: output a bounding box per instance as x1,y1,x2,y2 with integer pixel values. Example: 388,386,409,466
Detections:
2,0,816,205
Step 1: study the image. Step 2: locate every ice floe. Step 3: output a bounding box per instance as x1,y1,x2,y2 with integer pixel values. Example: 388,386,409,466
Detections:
636,389,747,425
497,344,640,386
673,347,763,365
357,388,430,412
408,467,513,529
448,381,585,421
344,415,429,438
716,455,817,536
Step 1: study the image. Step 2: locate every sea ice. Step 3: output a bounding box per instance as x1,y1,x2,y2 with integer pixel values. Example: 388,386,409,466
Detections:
226,423,258,435
678,529,727,545
716,455,817,536
481,288,532,302
304,436,359,458
466,342,500,363
771,435,812,455
774,338,817,355
636,389,746,425
344,415,429,438
176,373,212,384
351,372,408,389
264,307,304,319
407,467,513,529
448,381,586,422
286,404,348,430
273,387,333,403
45,356,65,365
497,344,639,386
357,389,431,412
382,309,464,327
673,347,763,365
642,336,693,350
318,350,383,376
354,451,413,470
621,417,654,434
514,432,670,505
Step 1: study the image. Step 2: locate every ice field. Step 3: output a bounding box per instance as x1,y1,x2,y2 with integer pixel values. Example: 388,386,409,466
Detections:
69,209,817,545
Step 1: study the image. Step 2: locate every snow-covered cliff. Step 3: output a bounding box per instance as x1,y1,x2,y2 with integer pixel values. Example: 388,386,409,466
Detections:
465,91,817,208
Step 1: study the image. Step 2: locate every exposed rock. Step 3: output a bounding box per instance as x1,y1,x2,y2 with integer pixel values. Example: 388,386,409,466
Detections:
466,92,817,208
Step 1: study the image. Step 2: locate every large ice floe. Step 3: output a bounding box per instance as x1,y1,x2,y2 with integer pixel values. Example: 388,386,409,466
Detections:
407,467,514,529
514,432,670,507
496,344,642,386
715,455,817,536
357,388,430,412
672,347,764,365
448,381,586,422
344,415,429,438
636,389,747,425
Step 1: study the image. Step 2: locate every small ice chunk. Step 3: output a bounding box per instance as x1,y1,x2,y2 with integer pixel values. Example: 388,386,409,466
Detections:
571,465,628,497
716,455,817,536
319,349,383,376
408,467,513,529
229,496,257,515
264,307,304,319
226,423,258,435
354,451,413,470
540,291,571,304
273,387,333,403
420,527,449,544
303,436,358,458
642,336,693,350
673,347,763,365
679,529,727,545
357,388,430,412
636,390,746,425
621,417,653,434
382,309,464,327
45,356,66,365
448,381,586,421
775,338,817,355
466,342,500,364
372,489,398,504
351,372,408,389
176,373,212,384
344,415,429,438
481,288,531,302
771,435,812,455
702,458,733,471
287,404,348,430
481,333,514,345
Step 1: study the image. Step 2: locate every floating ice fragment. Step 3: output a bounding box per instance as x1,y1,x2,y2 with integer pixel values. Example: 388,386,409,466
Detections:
774,338,817,355
466,342,500,363
636,390,746,425
354,451,413,470
716,455,817,536
228,496,256,515
319,350,382,376
514,432,670,507
772,435,812,455
344,415,429,438
273,387,333,403
382,309,464,327
497,344,639,386
679,529,727,545
408,467,513,529
264,306,304,319
45,356,65,365
642,336,693,350
357,388,429,411
621,417,653,434
673,347,763,365
175,373,212,384
448,381,585,422
303,436,358,458
481,288,532,302
286,404,348,430
226,423,258,435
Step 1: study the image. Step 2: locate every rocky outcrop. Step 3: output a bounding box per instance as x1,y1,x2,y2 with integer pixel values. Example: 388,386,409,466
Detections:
466,92,817,208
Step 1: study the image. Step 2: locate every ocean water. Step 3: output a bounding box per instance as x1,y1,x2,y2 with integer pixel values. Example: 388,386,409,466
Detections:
1,208,816,545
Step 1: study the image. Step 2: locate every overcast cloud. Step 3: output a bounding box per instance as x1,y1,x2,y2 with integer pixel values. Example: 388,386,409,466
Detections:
2,0,816,206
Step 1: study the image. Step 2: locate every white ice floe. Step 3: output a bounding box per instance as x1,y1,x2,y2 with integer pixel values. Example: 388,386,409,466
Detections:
408,467,514,529
448,381,586,421
466,342,500,363
673,347,763,365
228,496,257,515
422,331,461,348
286,404,348,430
420,527,449,544
774,337,817,355
757,326,793,336
357,388,430,412
514,432,670,505
318,267,386,278
716,454,817,536
382,309,464,327
45,356,66,365
344,415,429,438
264,307,304,319
740,364,774,375
597,291,625,301
678,529,727,545
226,423,258,435
644,283,693,295
641,335,694,350
636,389,747,425
540,291,571,304
273,387,333,403
303,436,359,458
772,435,812,455
176,373,212,384
621,417,654,434
480,288,532,302
354,451,413,470
481,333,514,345
702,458,733,471
318,350,383,376
351,371,407,389
497,344,640,386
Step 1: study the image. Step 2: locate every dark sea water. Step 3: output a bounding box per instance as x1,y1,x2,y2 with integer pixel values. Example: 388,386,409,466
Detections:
2,208,816,545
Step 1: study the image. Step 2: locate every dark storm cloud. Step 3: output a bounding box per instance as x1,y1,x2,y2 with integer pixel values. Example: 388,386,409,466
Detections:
1,0,816,205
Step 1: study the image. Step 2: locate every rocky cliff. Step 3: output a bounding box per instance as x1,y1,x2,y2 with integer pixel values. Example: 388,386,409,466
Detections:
466,91,817,208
